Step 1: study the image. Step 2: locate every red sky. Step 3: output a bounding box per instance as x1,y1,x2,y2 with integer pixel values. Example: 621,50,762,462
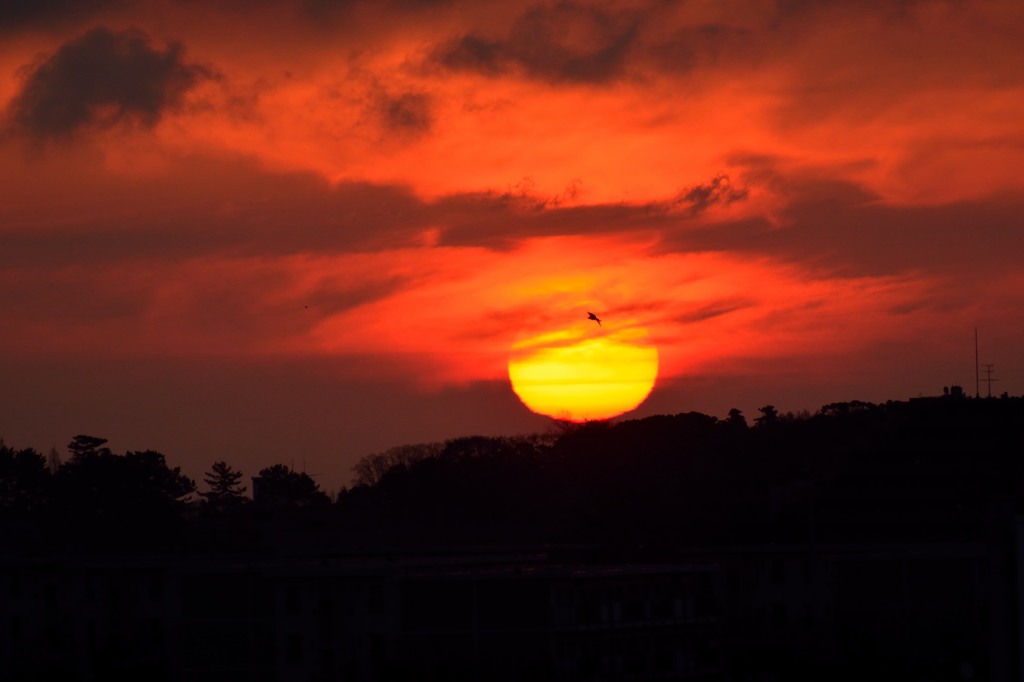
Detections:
2,0,1022,493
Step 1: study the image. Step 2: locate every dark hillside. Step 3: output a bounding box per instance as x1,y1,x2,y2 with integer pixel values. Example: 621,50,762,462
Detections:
337,396,1024,550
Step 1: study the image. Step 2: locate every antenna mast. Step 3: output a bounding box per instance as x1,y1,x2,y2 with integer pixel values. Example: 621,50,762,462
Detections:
975,328,980,398
981,364,997,398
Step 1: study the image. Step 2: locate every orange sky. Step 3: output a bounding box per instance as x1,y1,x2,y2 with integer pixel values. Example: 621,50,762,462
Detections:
2,0,1023,491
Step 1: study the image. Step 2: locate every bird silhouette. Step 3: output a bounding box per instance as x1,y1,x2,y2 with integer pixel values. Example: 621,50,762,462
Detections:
587,312,602,326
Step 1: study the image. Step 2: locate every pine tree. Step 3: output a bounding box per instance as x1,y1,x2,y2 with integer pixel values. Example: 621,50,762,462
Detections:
199,461,248,512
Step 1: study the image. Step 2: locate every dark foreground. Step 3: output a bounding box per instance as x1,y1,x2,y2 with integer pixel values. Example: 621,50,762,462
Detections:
2,394,1022,680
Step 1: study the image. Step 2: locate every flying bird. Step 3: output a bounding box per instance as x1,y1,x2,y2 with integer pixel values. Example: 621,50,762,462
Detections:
587,312,602,326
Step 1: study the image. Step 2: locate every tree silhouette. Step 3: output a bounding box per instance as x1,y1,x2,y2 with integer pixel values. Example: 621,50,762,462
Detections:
352,442,443,487
57,446,195,513
199,461,248,513
726,407,748,429
253,464,329,509
0,441,50,516
755,404,779,427
123,450,196,505
67,434,112,460
52,436,196,546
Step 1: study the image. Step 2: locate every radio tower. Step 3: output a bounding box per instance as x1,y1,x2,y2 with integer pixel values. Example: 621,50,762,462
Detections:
981,364,997,398
975,328,997,398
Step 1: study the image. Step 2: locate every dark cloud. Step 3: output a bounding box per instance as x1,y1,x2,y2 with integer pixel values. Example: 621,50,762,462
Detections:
7,145,1018,291
430,167,1024,281
378,91,434,134
302,0,450,15
673,300,753,325
384,0,452,8
0,0,123,33
670,173,749,215
774,0,921,21
294,0,359,21
665,178,1024,278
434,2,637,83
435,196,664,249
436,35,507,77
0,157,433,268
7,26,212,140
647,22,765,76
433,174,748,249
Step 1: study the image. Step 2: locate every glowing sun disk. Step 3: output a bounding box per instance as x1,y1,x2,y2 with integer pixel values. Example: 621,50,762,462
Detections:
508,324,658,421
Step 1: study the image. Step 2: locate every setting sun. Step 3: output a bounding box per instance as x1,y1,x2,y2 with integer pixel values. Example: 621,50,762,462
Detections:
508,319,659,422
1,0,1022,515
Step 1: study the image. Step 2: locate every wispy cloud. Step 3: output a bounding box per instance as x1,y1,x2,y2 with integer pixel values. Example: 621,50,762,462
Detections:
434,3,638,83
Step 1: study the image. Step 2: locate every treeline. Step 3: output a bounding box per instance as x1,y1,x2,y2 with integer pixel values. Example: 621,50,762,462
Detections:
3,396,1024,554
0,434,329,551
339,397,1024,548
